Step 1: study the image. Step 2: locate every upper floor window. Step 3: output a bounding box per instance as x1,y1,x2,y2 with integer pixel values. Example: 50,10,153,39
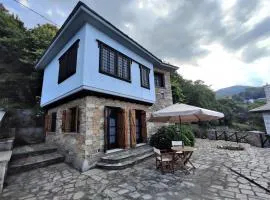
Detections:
58,39,80,84
140,65,150,89
154,72,165,88
99,41,131,82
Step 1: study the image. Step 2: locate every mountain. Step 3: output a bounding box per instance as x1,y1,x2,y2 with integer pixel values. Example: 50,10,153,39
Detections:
216,85,251,98
216,85,265,100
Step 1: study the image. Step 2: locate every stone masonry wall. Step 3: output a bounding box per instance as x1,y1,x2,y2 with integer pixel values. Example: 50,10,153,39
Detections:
148,68,173,135
263,85,270,135
263,112,270,135
46,98,87,171
46,96,150,171
264,84,270,103
84,96,150,170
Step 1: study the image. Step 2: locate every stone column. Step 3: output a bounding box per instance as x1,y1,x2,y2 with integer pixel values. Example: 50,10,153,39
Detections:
263,85,270,135
0,151,12,193
264,84,270,103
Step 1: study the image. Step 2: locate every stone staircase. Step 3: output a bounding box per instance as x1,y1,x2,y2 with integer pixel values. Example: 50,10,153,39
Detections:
96,144,154,170
8,143,65,174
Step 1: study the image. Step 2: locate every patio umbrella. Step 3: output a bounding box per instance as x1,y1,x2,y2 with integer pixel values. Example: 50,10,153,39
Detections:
149,103,224,138
149,103,224,123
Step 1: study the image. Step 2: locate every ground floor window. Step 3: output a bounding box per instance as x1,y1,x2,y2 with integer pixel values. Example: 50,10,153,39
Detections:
51,112,57,132
105,108,119,149
136,110,143,144
62,107,80,133
45,112,57,132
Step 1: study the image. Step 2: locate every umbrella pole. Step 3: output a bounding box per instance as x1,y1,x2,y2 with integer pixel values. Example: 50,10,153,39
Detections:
178,115,182,140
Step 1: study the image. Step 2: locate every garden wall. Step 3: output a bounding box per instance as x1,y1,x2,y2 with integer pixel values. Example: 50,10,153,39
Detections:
0,109,44,145
194,126,270,148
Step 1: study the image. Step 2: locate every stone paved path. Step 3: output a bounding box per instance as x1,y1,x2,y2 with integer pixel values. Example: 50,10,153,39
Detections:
1,139,270,200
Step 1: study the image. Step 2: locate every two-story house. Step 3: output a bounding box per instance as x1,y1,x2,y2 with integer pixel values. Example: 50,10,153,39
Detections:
36,2,178,171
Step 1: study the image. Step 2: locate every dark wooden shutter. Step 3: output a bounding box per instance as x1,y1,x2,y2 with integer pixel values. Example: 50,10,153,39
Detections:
51,112,57,132
58,40,79,84
47,114,52,132
104,107,110,152
65,109,71,132
45,114,49,132
117,108,128,149
130,109,136,148
123,109,129,148
117,109,124,148
67,41,78,77
62,110,66,132
141,111,147,143
75,107,80,133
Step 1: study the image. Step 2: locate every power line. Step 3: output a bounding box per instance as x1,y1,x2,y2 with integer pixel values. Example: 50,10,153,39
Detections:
12,0,59,27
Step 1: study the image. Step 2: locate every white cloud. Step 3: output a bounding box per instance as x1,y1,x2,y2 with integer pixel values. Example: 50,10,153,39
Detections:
56,8,67,18
177,43,269,90
46,9,53,17
19,0,29,7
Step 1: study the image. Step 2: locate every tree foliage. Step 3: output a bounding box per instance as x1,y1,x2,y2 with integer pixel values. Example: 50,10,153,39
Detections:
171,72,217,109
0,5,26,62
21,24,58,65
171,71,265,130
0,5,58,108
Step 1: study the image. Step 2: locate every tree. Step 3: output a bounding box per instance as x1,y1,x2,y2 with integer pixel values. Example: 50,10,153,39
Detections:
0,5,58,108
0,5,26,63
20,24,58,65
170,71,264,130
170,72,185,103
171,71,217,110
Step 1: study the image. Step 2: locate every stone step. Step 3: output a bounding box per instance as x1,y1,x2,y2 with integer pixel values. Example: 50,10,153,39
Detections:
11,144,58,160
101,146,153,164
8,152,65,174
96,151,154,170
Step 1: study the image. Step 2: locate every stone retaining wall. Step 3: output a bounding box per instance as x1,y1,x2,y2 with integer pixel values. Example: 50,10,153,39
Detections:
206,128,270,148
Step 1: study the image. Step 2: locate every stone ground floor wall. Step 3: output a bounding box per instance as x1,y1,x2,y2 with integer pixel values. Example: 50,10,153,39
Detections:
46,95,161,172
46,97,87,171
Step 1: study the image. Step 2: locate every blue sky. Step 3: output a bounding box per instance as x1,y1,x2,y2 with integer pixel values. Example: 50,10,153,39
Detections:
2,0,270,90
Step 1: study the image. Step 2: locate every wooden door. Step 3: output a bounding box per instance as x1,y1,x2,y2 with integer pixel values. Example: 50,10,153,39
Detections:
130,109,136,148
117,108,128,149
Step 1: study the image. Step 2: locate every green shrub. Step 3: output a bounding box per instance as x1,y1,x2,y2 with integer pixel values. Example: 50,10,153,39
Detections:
150,124,195,150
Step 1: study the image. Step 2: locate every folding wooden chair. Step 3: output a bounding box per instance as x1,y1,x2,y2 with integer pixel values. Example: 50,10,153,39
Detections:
153,147,174,174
